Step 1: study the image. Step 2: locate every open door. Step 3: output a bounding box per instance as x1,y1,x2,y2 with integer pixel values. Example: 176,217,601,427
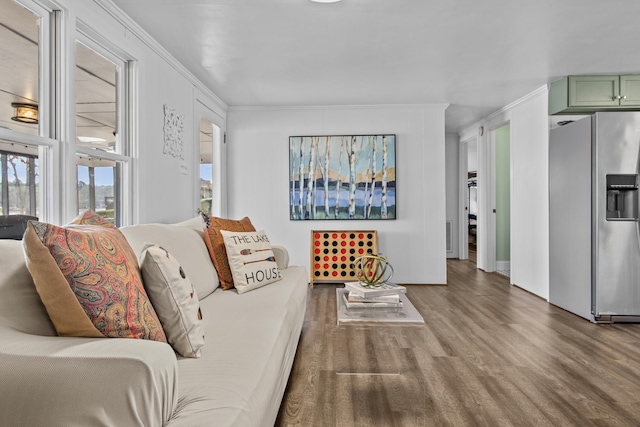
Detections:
468,171,477,263
494,124,511,277
459,138,478,262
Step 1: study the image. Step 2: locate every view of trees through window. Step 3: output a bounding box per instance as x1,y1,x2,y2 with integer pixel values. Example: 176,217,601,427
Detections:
77,162,116,223
0,150,38,217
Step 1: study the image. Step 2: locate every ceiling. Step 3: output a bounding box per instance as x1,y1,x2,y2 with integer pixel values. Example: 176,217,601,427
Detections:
111,0,640,133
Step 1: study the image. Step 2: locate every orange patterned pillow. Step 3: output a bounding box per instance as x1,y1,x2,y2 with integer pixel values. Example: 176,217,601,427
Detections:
23,211,167,342
201,214,255,290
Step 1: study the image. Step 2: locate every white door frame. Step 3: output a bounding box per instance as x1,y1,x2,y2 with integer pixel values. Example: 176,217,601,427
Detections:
487,121,511,274
487,127,497,272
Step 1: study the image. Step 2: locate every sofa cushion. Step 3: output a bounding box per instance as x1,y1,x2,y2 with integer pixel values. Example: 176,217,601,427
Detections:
140,244,204,358
120,216,219,299
23,211,167,342
0,240,56,336
221,229,282,294
170,265,308,427
201,214,255,290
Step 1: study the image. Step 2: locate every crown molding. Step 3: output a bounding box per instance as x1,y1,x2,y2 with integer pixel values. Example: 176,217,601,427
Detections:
228,103,449,112
494,84,548,118
93,0,228,114
458,85,548,138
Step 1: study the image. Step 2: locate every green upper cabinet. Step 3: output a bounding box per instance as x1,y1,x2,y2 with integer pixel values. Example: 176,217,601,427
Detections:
549,75,640,115
569,75,619,107
620,75,640,106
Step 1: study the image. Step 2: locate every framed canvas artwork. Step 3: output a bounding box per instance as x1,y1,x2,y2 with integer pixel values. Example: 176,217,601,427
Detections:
289,134,396,220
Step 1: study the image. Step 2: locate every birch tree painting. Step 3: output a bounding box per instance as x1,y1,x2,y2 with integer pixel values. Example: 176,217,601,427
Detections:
289,134,396,220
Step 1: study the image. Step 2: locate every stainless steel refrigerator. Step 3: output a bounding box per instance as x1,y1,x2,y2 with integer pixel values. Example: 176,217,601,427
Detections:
549,112,640,323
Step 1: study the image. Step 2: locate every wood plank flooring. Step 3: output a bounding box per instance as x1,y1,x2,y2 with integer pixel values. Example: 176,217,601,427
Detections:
275,259,640,426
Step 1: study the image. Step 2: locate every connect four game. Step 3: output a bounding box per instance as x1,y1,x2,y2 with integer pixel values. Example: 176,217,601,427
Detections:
310,230,378,286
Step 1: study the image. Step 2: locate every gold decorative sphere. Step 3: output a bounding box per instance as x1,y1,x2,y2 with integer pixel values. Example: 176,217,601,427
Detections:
352,253,394,287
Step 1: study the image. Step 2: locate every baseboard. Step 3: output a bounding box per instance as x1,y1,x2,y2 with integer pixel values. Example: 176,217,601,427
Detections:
496,261,510,271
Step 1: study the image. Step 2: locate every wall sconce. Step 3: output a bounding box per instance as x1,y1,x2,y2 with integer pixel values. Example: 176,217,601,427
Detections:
11,103,38,124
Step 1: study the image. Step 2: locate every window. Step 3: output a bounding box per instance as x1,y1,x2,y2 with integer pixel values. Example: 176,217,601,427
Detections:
0,148,38,217
75,38,130,225
1,2,135,227
0,0,41,137
75,41,118,154
0,0,53,224
199,118,214,215
77,157,117,223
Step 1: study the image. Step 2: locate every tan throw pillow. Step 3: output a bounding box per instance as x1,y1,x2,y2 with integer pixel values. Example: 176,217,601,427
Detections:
23,211,167,342
220,229,282,294
140,244,204,358
201,214,255,290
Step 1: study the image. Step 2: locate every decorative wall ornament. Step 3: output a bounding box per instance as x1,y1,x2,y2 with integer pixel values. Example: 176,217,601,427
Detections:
163,104,185,159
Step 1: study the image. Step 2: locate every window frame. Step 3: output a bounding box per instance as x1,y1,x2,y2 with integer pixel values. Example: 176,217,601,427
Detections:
74,22,135,226
0,0,56,222
1,2,140,227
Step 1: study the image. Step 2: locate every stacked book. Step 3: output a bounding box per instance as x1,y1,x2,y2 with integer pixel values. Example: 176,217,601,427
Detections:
343,281,406,309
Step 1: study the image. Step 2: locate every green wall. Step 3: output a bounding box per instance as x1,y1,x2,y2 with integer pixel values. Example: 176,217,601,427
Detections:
496,125,510,262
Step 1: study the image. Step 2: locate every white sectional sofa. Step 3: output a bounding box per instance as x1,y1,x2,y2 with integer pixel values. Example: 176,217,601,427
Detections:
0,217,308,426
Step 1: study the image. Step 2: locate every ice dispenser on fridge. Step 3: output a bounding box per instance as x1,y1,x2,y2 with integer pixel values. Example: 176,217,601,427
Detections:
606,174,638,221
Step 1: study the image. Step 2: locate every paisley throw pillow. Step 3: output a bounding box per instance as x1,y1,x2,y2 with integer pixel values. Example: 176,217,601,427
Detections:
23,211,167,342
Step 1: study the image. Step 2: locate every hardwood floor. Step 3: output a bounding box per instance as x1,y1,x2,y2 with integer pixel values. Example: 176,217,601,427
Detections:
276,259,640,426
467,244,476,264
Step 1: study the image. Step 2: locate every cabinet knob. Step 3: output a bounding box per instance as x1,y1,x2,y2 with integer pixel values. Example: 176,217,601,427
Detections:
622,95,627,100
614,95,622,100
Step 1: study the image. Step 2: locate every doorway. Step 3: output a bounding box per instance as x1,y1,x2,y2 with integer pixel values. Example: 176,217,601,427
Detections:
494,124,511,277
459,137,478,263
194,97,226,219
199,117,223,217
467,141,478,263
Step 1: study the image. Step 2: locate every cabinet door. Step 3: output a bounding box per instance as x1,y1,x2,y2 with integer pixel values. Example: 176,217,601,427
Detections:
569,75,620,107
620,75,640,106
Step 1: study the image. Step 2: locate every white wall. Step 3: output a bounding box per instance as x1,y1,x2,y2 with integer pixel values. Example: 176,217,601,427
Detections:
227,105,448,284
445,133,459,258
458,86,549,299
47,1,227,225
510,92,549,298
467,140,477,172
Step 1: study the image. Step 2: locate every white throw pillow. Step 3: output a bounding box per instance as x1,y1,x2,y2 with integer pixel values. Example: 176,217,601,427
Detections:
220,229,282,294
140,244,204,358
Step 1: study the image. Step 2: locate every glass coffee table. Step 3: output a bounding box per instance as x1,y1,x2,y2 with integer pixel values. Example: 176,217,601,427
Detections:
336,287,425,326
